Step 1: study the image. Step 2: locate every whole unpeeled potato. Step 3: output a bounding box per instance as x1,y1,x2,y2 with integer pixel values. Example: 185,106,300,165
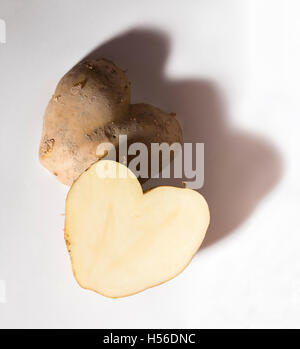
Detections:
39,59,182,185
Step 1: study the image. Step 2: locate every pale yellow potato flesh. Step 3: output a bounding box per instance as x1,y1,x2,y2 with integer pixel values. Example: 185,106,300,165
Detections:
65,160,210,298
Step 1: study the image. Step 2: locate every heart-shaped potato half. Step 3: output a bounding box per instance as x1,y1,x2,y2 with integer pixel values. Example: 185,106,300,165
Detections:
65,160,210,298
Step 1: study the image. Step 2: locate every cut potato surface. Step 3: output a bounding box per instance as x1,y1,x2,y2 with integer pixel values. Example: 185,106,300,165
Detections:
65,160,210,298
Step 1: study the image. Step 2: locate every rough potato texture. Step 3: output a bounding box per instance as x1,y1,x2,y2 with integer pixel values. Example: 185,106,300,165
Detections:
39,59,130,185
39,60,182,185
93,103,182,147
93,104,183,178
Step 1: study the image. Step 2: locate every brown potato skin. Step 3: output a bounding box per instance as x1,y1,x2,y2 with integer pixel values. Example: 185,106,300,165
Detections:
39,59,131,185
91,103,183,179
39,60,182,185
100,103,183,146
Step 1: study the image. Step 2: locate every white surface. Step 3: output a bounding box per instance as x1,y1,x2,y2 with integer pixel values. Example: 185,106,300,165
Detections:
0,0,299,329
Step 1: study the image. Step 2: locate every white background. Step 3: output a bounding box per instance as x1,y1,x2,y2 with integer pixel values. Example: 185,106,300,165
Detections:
0,0,299,329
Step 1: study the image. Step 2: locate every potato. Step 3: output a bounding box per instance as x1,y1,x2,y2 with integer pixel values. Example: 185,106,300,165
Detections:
39,60,182,185
65,160,210,298
92,103,182,176
97,103,182,146
39,59,131,185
